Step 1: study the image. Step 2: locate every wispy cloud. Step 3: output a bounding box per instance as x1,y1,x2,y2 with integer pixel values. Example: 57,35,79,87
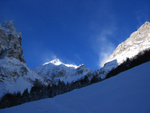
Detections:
88,0,117,68
98,38,115,67
91,25,116,68
23,40,57,67
41,50,57,64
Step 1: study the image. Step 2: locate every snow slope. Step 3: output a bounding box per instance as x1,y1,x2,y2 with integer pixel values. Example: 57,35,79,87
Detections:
1,61,150,113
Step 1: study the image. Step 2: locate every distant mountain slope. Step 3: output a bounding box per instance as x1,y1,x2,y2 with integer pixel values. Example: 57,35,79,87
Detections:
1,61,150,113
32,59,92,84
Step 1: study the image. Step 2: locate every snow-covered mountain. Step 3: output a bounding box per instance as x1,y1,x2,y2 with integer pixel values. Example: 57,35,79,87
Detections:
1,61,150,113
106,21,150,64
32,59,92,84
0,21,92,108
0,21,45,98
0,21,150,109
94,21,150,79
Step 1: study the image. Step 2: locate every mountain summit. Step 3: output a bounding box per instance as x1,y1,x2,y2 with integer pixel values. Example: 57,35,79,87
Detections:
43,59,79,69
43,59,63,66
33,59,92,84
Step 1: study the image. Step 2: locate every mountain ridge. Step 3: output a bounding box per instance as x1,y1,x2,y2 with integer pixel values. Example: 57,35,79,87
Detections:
94,21,150,80
106,21,150,65
42,59,81,69
32,58,92,84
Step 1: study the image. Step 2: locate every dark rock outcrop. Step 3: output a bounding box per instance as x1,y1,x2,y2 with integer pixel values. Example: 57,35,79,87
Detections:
0,21,25,62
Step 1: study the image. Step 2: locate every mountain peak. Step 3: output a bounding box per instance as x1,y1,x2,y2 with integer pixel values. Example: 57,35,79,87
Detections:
43,59,79,69
48,59,62,66
141,21,150,27
138,21,150,33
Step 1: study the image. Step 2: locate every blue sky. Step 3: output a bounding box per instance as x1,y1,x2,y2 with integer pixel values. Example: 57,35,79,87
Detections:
0,0,150,70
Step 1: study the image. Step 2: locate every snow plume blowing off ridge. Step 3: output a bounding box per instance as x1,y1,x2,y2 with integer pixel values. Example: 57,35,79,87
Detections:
99,40,115,67
43,58,79,69
93,28,116,68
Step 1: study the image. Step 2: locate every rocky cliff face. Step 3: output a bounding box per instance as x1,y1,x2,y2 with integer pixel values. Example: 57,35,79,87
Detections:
0,21,25,62
106,22,150,65
95,21,150,80
0,21,44,98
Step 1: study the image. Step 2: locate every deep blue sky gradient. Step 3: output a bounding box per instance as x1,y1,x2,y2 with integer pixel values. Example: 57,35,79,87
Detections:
0,0,150,70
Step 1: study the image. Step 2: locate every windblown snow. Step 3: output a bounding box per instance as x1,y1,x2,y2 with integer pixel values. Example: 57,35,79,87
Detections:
1,61,150,113
43,59,79,69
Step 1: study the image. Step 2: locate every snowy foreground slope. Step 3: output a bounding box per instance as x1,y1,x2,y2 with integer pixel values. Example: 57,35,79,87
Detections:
1,62,150,113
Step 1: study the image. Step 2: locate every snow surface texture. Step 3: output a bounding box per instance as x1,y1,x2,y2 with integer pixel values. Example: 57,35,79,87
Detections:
106,22,150,65
0,21,45,98
33,59,92,84
1,61,150,113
